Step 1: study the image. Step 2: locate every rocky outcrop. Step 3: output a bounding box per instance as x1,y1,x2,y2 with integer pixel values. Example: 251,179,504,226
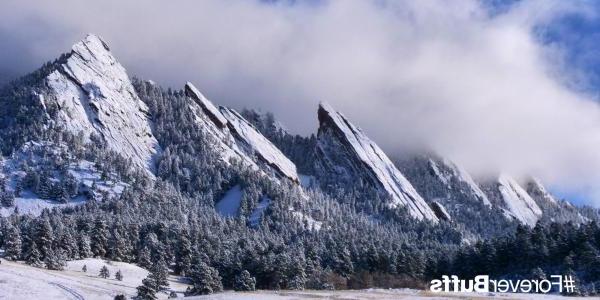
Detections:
481,174,543,227
431,201,452,222
44,34,159,172
184,82,299,183
314,102,438,222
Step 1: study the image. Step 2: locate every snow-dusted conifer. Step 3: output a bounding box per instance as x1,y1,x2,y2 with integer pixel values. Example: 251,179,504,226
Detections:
233,270,256,291
91,217,109,257
99,265,110,279
187,260,223,295
25,242,43,267
115,269,123,281
150,258,169,291
4,224,22,260
136,276,158,300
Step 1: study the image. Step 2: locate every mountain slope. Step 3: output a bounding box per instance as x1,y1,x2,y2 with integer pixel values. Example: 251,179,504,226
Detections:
396,154,525,238
241,109,316,175
314,102,437,222
397,154,491,207
480,174,543,227
44,34,159,171
526,178,588,224
184,82,299,183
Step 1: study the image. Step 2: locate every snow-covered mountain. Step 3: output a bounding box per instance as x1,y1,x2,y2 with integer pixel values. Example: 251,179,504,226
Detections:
0,33,591,231
43,34,159,172
396,154,515,235
526,178,558,206
398,154,491,208
525,178,589,224
184,82,299,183
398,153,590,228
480,174,543,227
313,102,438,222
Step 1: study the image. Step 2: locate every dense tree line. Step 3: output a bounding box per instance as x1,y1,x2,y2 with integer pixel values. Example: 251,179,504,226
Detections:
440,222,600,295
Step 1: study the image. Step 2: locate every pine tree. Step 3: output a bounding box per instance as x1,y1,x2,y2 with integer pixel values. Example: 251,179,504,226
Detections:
187,260,223,295
25,242,43,267
115,270,123,281
14,180,22,197
63,174,78,197
109,230,126,261
4,224,22,260
45,248,66,270
57,186,70,204
60,229,79,259
0,191,15,207
36,217,53,260
233,270,256,291
288,251,307,290
175,230,192,276
37,173,52,200
91,218,109,257
99,265,110,279
78,234,93,258
530,267,546,282
137,246,152,269
136,276,158,300
150,258,169,291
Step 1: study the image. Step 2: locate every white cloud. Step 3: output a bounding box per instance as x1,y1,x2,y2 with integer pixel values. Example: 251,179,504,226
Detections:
1,0,600,204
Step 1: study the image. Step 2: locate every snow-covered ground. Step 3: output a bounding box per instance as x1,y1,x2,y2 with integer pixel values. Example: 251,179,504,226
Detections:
215,185,243,217
0,142,129,217
0,259,591,299
187,289,597,300
0,258,188,299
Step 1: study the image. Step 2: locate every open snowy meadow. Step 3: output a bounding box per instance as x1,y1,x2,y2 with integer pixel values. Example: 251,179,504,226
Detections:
0,258,188,299
0,258,593,300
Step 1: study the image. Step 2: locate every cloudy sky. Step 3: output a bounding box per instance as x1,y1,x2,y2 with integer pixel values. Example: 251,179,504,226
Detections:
2,0,600,205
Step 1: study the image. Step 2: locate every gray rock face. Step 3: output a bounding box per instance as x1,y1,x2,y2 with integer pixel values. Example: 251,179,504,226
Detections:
184,82,299,183
314,102,438,222
44,34,160,172
431,201,452,222
480,174,542,227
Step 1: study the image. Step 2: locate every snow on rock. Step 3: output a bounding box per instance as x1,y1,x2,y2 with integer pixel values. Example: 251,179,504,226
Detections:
184,82,242,164
431,201,452,222
484,174,543,227
314,102,437,222
525,177,558,206
185,82,228,128
221,107,299,183
45,34,159,173
428,158,491,207
215,185,243,217
183,82,299,183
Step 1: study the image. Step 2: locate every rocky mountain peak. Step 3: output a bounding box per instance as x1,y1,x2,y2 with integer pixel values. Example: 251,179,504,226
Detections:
183,82,299,183
44,34,160,172
315,102,438,222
